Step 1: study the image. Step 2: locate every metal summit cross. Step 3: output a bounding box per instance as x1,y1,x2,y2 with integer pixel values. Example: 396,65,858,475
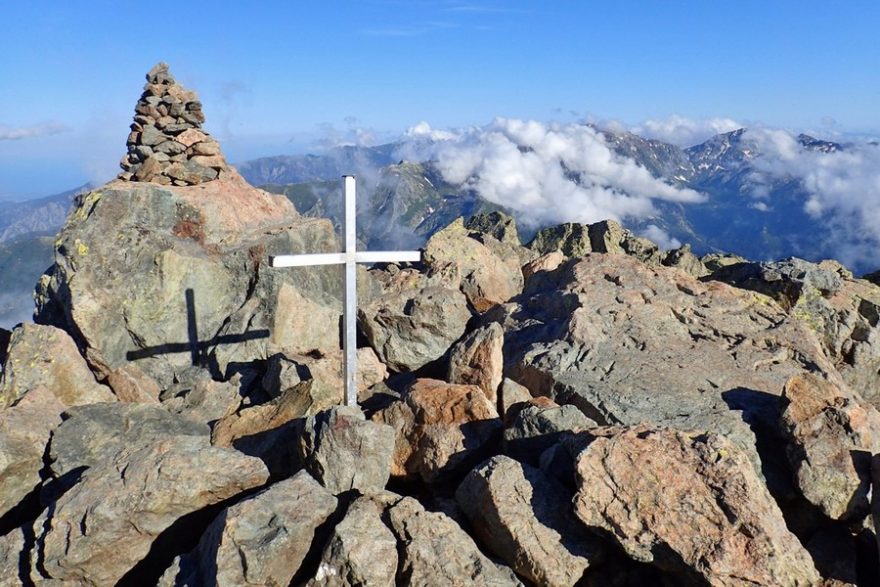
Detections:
269,175,421,406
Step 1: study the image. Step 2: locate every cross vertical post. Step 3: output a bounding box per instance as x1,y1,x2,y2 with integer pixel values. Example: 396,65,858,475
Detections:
268,176,421,407
342,175,358,406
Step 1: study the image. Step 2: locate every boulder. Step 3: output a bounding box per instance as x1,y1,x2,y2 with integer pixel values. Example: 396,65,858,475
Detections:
573,425,820,586
779,374,880,521
457,455,602,586
0,386,65,520
528,223,592,257
161,374,244,427
0,527,27,587
522,250,565,281
0,322,114,409
503,399,595,465
386,496,522,586
47,402,210,483
504,253,841,489
497,377,532,421
527,220,661,266
309,494,398,587
359,286,471,372
36,159,344,391
423,217,525,312
262,348,387,401
162,471,337,587
464,211,522,247
31,436,269,586
372,379,501,483
297,405,395,494
448,322,504,402
662,243,709,277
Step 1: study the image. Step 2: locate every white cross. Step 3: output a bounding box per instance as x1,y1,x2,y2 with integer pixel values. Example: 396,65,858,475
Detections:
269,175,421,406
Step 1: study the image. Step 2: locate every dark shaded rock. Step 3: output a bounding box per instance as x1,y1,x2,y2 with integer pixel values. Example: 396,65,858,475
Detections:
386,496,522,586
162,471,337,587
457,455,603,586
464,211,521,246
503,399,595,465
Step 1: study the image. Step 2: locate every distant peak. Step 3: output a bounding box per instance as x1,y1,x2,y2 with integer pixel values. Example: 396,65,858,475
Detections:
118,63,228,186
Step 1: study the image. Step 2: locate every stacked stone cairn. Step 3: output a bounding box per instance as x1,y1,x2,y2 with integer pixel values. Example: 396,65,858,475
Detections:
118,62,226,185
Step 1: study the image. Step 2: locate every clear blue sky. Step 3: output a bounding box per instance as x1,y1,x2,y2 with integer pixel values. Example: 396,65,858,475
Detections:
1,0,877,199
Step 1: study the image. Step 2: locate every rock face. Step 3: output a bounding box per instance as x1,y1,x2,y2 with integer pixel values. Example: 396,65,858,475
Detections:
32,436,269,585
457,455,602,587
119,62,227,185
574,426,821,586
527,219,661,265
0,322,114,408
779,373,880,521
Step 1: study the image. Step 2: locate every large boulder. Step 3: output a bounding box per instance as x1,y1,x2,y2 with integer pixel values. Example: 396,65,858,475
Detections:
457,455,602,586
262,348,387,402
503,253,841,488
423,217,526,312
297,405,395,494
47,402,210,483
527,219,661,266
0,386,65,520
308,494,398,587
503,398,595,465
385,496,522,586
359,286,471,372
372,379,501,483
711,258,880,407
31,436,269,586
0,322,114,408
779,373,880,521
574,425,820,586
161,471,337,587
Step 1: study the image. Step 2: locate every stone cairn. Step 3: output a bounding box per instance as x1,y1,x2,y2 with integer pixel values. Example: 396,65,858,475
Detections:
118,62,226,185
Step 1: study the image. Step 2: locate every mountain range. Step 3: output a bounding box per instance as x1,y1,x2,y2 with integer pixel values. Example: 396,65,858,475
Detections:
0,127,872,328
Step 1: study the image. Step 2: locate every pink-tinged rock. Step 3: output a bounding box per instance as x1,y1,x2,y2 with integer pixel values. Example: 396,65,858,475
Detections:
573,425,821,586
780,373,880,521
448,322,504,403
522,250,566,281
372,378,501,483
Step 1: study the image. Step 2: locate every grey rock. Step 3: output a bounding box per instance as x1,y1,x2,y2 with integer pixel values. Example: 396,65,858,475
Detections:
31,436,269,586
48,402,210,482
503,401,595,465
0,322,114,409
298,405,395,494
457,455,602,587
498,377,532,421
140,124,165,146
711,257,845,305
386,496,523,586
528,223,592,257
464,211,521,246
170,471,337,587
359,286,471,372
0,527,27,587
153,139,186,156
309,494,398,587
662,243,709,277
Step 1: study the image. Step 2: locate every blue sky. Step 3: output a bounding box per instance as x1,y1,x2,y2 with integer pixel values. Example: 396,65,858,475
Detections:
1,0,877,199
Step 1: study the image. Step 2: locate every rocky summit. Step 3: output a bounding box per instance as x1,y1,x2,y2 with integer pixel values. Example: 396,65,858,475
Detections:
1,65,880,586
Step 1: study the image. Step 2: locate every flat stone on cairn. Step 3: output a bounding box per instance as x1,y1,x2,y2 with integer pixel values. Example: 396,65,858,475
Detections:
118,62,227,186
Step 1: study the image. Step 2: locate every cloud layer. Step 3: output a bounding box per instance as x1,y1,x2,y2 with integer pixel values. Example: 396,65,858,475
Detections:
630,115,742,147
403,118,705,228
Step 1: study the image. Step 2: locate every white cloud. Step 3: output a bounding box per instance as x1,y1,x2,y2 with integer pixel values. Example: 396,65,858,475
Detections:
745,129,880,269
0,122,69,141
640,225,681,250
405,118,705,228
631,115,742,147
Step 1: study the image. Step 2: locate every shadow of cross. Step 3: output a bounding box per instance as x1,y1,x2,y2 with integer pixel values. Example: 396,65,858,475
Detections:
270,175,421,407
126,288,269,366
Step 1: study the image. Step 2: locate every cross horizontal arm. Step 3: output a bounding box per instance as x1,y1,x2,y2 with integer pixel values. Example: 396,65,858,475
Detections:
269,253,346,267
355,251,422,264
